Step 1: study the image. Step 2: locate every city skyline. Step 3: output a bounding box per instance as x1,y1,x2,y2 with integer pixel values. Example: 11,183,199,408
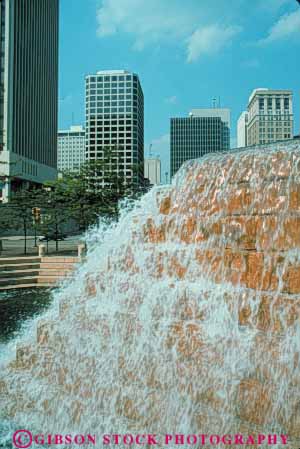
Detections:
0,0,59,201
85,70,144,185
245,88,293,146
58,125,85,172
170,108,230,177
59,0,300,176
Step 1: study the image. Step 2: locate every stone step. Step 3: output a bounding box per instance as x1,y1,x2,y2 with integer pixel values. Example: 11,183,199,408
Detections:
0,263,41,272
39,262,75,270
0,269,40,279
0,283,50,291
0,257,41,266
38,269,73,277
37,276,72,284
41,257,78,263
0,276,38,287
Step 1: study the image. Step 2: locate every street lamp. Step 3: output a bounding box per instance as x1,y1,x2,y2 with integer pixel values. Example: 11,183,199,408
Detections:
32,207,41,247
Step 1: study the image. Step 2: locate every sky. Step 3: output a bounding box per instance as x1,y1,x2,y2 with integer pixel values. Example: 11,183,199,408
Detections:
59,0,300,178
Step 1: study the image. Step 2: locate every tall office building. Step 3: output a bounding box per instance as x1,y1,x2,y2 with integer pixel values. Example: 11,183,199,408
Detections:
144,157,161,185
247,89,293,146
85,70,144,185
0,0,59,202
170,108,230,178
58,126,85,172
237,111,248,148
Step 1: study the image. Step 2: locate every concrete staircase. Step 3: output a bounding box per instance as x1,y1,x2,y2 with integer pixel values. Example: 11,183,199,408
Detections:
0,256,79,291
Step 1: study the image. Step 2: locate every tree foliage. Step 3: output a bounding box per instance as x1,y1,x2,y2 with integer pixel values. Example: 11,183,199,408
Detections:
0,148,146,254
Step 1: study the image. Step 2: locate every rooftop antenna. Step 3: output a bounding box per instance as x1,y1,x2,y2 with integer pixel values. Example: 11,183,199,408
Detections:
149,144,153,158
212,98,217,109
218,96,221,108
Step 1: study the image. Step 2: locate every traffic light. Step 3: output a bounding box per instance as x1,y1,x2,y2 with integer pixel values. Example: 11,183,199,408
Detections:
32,207,41,223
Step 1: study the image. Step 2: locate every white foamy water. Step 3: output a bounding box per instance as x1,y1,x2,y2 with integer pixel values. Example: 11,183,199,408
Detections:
1,142,300,448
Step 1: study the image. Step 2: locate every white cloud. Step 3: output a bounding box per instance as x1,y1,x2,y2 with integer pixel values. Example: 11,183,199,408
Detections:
165,96,177,105
186,24,242,63
96,0,241,60
97,0,195,50
259,8,300,44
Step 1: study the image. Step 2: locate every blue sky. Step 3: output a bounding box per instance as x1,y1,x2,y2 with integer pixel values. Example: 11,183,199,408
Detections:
59,0,300,178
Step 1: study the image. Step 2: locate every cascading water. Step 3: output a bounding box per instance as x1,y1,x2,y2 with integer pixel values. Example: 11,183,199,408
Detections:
1,141,300,448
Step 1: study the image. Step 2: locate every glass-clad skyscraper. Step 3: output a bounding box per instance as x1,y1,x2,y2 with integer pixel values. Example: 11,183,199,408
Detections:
85,70,144,185
170,109,230,178
58,126,85,172
0,0,59,201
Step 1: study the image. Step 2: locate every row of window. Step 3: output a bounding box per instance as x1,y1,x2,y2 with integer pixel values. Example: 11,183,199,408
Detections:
89,127,132,131
88,118,133,123
87,88,134,95
259,136,291,143
59,142,85,145
259,114,292,122
58,155,84,158
87,74,134,82
171,131,223,135
84,159,133,166
87,81,132,88
87,101,133,108
88,114,138,121
258,133,291,138
88,126,132,131
171,144,222,148
86,107,134,114
58,133,85,138
87,146,134,151
59,140,85,144
59,151,83,155
88,134,133,138
88,140,134,145
259,128,290,133
58,163,82,169
258,97,290,110
87,94,133,101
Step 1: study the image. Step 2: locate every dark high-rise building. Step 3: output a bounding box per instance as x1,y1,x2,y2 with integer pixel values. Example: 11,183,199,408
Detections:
170,109,230,178
85,70,144,185
0,0,59,201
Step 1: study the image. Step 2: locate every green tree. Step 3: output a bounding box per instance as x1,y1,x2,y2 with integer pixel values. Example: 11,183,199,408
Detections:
45,147,139,232
0,190,37,254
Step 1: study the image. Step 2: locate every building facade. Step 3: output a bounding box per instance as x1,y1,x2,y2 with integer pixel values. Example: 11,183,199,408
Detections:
144,157,161,185
58,126,85,172
0,0,59,201
170,108,230,178
247,89,293,146
85,70,144,185
237,111,248,148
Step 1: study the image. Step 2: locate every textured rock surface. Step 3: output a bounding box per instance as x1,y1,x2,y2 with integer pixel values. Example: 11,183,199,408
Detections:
0,141,300,445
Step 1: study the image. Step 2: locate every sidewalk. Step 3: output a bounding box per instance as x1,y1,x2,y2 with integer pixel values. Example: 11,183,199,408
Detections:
0,236,81,258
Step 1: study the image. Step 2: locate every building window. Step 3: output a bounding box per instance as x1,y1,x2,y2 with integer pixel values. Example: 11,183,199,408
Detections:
284,98,289,110
276,98,280,110
267,98,272,110
259,98,264,110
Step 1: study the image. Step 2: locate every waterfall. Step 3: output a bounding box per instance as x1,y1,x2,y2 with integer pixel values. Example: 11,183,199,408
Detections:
1,141,300,448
